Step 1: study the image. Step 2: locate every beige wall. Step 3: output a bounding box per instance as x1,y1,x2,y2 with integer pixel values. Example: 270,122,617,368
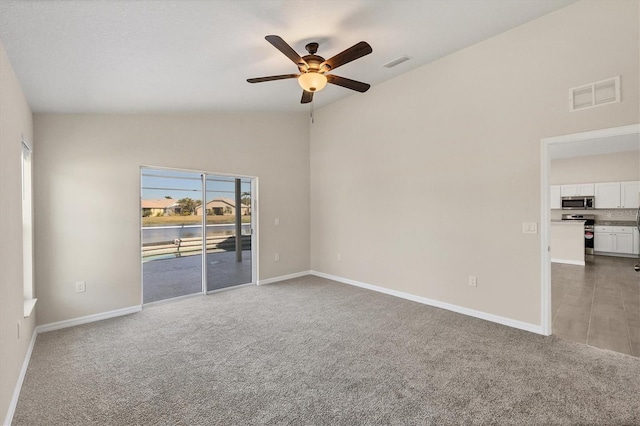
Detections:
34,113,310,325
310,1,639,326
0,41,35,423
551,150,640,184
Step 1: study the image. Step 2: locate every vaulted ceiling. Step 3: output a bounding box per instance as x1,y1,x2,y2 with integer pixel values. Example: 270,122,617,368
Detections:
0,0,575,113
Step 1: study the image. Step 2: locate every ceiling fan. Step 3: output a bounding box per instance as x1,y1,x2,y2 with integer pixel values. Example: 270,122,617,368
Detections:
247,35,372,104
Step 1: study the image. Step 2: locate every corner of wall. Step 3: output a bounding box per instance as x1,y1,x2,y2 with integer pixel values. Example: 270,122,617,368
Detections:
0,38,36,424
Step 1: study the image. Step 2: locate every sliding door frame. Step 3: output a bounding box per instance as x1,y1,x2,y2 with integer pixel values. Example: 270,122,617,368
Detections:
139,165,258,305
203,173,258,294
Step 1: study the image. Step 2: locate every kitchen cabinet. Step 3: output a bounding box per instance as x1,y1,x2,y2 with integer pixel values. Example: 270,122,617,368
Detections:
620,181,640,209
553,180,639,209
594,226,638,255
614,232,634,254
594,228,614,252
560,184,594,197
594,181,640,209
634,229,640,255
595,183,621,208
550,185,561,209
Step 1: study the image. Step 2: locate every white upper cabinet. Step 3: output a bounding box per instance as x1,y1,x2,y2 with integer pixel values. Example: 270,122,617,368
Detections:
594,182,621,208
560,185,576,197
577,184,595,196
594,181,640,208
560,184,594,197
554,181,639,209
620,181,640,208
550,185,561,209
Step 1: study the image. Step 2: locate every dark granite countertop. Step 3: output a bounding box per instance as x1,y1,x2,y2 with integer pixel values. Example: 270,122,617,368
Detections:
594,220,637,226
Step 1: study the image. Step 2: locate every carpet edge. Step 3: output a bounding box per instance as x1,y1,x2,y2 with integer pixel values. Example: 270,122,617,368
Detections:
36,305,142,334
3,327,37,426
310,270,544,335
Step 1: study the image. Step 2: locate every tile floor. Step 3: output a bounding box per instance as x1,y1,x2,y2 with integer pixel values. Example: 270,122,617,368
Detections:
552,255,640,357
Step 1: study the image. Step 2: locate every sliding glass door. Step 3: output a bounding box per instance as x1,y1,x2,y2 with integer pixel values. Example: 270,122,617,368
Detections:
141,168,254,304
141,169,204,303
205,176,252,291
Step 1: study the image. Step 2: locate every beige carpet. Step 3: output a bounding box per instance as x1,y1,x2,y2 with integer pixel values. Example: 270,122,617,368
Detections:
13,275,640,425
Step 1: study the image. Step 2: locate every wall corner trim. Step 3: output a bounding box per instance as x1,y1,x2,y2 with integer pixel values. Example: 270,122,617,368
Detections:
36,305,142,334
310,270,544,335
257,270,311,285
3,328,37,426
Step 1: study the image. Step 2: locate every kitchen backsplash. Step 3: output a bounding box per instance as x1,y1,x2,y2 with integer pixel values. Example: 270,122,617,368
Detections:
550,209,637,221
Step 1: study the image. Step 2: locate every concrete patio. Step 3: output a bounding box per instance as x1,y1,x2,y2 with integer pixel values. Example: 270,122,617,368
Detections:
143,250,252,303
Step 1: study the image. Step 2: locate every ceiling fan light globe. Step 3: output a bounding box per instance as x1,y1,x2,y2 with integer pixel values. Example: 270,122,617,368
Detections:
298,72,327,93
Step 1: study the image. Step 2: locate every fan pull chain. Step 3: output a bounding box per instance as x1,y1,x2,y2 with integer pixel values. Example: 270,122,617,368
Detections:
310,101,315,124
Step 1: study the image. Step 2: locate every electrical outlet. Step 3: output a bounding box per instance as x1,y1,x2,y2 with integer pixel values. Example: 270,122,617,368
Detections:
468,276,477,287
75,281,86,293
275,218,280,226
274,253,280,261
337,253,341,261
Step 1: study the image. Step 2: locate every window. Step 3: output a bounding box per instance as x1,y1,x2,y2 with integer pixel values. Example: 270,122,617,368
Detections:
22,139,36,317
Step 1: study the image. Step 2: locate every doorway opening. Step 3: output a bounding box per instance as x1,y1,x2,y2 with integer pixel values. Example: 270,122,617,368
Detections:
541,124,640,356
140,167,256,304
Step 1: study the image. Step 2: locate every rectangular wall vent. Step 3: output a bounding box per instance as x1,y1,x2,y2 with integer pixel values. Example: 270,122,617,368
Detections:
570,76,620,112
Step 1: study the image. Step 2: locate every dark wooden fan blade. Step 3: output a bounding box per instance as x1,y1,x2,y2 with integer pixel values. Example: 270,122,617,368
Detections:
247,74,299,83
265,35,308,69
301,91,314,104
321,41,372,71
326,75,370,93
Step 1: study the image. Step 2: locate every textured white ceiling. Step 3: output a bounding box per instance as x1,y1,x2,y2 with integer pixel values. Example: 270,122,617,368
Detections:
550,133,640,160
0,0,576,113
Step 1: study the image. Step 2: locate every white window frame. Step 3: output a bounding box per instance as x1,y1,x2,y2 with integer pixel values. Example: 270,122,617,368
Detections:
22,138,37,317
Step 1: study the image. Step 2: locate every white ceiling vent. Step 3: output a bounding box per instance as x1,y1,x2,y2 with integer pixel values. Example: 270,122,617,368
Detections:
570,76,620,112
383,56,412,68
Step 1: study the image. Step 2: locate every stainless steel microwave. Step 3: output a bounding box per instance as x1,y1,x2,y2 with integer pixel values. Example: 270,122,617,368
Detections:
561,196,595,210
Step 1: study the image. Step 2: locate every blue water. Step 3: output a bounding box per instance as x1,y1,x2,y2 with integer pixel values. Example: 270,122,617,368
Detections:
142,224,251,245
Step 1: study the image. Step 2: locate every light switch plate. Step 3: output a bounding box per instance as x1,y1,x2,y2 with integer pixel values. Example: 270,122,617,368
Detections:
522,222,538,234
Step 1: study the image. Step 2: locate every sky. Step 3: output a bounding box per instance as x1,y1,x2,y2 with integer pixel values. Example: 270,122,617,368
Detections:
141,168,251,202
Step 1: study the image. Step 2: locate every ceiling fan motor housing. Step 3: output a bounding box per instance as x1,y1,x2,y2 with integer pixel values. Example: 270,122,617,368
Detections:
299,54,327,73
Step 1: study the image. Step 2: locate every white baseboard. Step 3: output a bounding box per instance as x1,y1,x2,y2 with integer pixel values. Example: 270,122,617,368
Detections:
143,292,203,308
551,258,585,266
207,282,255,294
593,251,639,259
257,270,311,285
36,305,142,334
310,270,543,335
3,328,37,426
